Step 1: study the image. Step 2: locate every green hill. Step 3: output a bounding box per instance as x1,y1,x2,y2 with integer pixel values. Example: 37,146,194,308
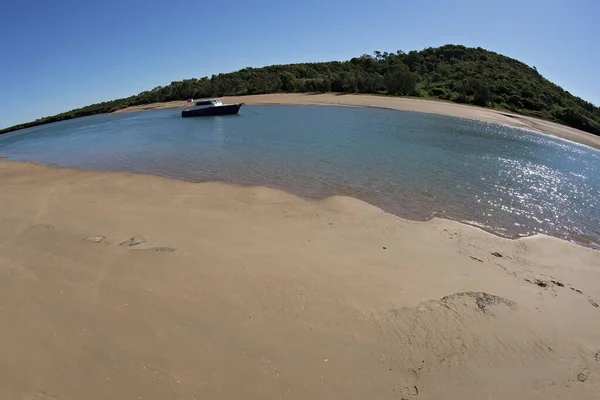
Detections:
2,44,599,136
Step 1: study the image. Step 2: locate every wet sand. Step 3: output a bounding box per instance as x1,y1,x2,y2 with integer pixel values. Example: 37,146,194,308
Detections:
1,159,599,399
114,93,600,150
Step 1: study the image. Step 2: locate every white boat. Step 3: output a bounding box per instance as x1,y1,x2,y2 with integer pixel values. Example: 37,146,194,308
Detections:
181,99,243,118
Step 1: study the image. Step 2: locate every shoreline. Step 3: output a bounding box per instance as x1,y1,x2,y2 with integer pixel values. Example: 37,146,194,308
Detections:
3,158,596,250
114,93,600,150
1,159,599,399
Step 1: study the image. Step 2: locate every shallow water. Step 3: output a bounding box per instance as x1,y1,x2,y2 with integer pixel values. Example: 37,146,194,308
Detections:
1,105,599,248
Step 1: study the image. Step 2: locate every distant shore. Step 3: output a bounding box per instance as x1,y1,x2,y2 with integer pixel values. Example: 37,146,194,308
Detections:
114,93,600,150
1,159,599,399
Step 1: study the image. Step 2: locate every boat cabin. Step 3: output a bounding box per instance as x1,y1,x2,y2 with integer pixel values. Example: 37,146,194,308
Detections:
195,99,223,107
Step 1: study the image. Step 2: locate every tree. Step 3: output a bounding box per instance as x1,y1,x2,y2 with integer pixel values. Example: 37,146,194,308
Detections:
280,72,297,92
472,79,492,106
3,45,600,137
385,64,418,95
404,50,422,72
317,78,331,92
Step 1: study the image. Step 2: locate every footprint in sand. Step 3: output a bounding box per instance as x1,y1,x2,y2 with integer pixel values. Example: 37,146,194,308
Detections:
84,235,105,243
391,366,420,398
397,385,419,399
526,278,550,288
577,367,590,382
23,391,61,400
130,247,177,253
119,236,147,247
88,235,176,253
29,223,55,231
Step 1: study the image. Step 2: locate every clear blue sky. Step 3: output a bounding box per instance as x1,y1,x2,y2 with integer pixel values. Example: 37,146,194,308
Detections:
1,0,598,129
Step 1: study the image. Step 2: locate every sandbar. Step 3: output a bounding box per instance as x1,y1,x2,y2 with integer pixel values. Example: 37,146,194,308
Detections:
1,159,599,399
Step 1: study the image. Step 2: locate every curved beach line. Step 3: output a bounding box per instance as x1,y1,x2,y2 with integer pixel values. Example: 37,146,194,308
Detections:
1,158,597,251
113,93,600,151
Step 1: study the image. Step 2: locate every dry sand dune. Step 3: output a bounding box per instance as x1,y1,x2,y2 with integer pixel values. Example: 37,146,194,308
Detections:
1,160,599,399
114,93,600,150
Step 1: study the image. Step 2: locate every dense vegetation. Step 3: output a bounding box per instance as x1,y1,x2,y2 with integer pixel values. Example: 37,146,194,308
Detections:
2,45,599,135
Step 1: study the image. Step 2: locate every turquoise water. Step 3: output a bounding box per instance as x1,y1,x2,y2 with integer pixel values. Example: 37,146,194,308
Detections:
1,105,599,248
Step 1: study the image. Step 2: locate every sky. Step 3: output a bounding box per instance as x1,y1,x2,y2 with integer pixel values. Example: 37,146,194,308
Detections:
0,0,598,129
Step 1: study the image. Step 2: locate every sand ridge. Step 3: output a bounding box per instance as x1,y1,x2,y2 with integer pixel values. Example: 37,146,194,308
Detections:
113,93,600,150
1,160,599,399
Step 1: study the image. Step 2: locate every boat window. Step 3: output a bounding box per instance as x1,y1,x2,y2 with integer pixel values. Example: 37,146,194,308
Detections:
196,101,212,106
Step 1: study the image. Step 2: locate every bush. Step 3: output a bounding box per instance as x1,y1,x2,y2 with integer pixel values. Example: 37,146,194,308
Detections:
472,80,491,106
384,64,418,95
430,87,446,96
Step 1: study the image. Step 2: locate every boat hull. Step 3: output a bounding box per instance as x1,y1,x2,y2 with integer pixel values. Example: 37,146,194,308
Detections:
181,103,243,118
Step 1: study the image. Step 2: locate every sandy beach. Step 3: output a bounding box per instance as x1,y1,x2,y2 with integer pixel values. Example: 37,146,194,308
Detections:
1,159,599,399
114,93,600,150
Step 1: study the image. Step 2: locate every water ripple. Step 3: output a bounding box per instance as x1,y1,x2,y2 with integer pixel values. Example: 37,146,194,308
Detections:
1,105,599,248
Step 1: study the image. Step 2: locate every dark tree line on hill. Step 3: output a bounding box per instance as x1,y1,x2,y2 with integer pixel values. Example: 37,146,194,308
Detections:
2,45,599,136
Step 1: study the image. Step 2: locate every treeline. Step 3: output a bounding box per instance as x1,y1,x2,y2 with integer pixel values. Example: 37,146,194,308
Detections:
2,45,599,136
